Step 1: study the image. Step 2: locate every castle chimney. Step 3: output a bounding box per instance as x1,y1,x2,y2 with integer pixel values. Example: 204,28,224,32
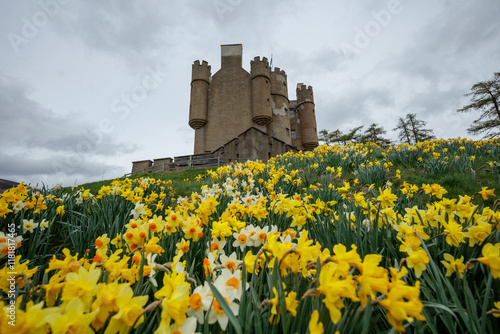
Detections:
221,44,242,69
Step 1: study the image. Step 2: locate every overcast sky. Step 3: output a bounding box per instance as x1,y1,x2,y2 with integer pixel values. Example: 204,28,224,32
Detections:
1,0,499,187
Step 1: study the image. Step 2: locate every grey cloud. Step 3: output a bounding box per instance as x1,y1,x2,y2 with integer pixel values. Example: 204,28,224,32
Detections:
0,73,138,156
0,152,124,186
319,86,395,129
0,74,138,186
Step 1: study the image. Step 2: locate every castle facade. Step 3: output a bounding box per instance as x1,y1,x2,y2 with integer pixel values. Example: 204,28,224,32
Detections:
188,44,319,161
130,44,319,174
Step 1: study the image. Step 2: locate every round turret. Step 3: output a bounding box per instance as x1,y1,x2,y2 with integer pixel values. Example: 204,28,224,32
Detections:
297,84,318,150
250,57,272,126
270,67,288,99
267,67,291,145
189,60,211,129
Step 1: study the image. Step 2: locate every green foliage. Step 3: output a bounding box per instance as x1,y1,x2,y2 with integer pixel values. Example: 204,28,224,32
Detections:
458,72,500,138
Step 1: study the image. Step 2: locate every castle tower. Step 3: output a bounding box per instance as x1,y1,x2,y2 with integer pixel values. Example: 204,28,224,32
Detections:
186,44,318,158
189,60,211,154
268,67,292,145
250,56,272,126
296,83,319,150
202,44,254,154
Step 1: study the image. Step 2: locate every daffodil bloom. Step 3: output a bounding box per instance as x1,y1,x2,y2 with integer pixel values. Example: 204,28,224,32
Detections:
168,316,200,334
176,238,190,254
21,219,39,234
336,182,350,199
91,282,126,330
211,220,233,240
267,286,298,324
377,188,398,208
56,205,65,216
442,219,466,247
465,221,492,247
188,282,212,324
233,228,252,251
62,264,101,308
156,284,190,332
12,200,26,213
94,233,110,249
105,284,149,333
130,202,146,219
478,187,495,200
404,247,429,278
45,298,98,334
0,255,38,292
378,282,425,332
317,262,359,324
244,250,265,275
182,217,203,241
220,252,242,272
491,301,500,318
477,243,500,278
308,310,324,334
441,253,466,277
356,254,389,305
0,301,57,334
203,281,239,331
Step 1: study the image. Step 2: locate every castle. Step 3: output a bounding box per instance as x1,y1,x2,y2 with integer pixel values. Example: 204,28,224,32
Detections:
189,44,319,160
131,44,318,173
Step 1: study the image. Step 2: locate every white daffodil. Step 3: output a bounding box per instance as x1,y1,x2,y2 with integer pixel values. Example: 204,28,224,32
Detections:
232,228,252,251
202,280,239,331
250,226,269,247
12,201,26,213
146,253,158,287
22,219,39,234
187,282,212,324
219,252,242,272
40,219,50,231
206,237,226,258
169,316,200,334
130,202,146,219
215,268,247,301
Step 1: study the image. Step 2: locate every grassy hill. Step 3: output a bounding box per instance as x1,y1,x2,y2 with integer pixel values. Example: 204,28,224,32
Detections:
1,138,499,333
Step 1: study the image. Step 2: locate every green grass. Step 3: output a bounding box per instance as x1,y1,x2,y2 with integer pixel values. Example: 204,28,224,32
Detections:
395,165,499,206
78,167,213,198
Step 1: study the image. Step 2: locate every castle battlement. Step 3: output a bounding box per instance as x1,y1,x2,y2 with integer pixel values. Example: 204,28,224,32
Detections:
272,67,287,76
193,60,210,67
250,56,269,64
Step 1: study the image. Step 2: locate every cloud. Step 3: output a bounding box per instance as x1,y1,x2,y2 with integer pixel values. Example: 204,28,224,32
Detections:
0,152,124,187
0,73,137,185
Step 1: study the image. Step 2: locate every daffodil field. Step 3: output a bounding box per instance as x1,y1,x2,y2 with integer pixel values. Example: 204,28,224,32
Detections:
1,138,500,333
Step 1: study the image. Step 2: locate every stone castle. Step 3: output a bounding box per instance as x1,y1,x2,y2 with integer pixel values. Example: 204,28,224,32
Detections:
131,44,318,173
189,44,319,160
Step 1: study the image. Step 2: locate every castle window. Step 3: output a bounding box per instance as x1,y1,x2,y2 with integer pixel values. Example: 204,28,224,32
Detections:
291,130,296,139
266,81,268,87
267,99,270,105
286,128,289,136
283,83,286,90
290,109,294,118
268,152,271,159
